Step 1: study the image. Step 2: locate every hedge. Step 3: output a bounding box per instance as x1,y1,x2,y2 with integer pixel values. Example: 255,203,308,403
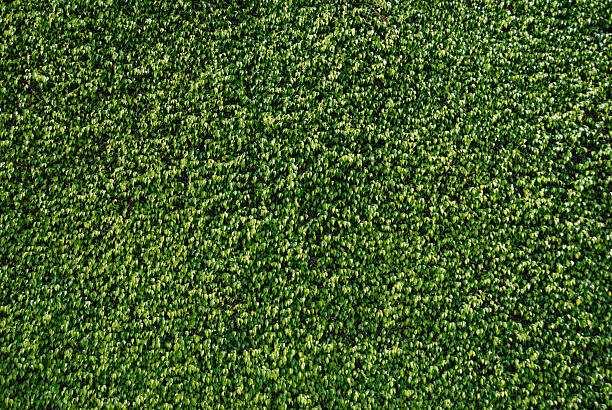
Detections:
1,0,610,407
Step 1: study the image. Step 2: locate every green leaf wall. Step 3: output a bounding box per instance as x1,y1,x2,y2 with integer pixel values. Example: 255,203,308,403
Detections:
1,0,610,407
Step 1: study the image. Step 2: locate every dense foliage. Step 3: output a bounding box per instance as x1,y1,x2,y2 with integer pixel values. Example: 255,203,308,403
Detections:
1,0,610,407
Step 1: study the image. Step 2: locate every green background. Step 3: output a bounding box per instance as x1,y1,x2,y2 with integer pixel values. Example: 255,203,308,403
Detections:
1,0,610,407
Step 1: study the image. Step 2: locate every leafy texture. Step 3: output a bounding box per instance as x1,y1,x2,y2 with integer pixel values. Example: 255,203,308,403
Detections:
1,0,610,407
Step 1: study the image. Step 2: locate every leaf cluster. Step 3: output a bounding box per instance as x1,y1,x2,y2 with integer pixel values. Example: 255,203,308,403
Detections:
0,0,610,407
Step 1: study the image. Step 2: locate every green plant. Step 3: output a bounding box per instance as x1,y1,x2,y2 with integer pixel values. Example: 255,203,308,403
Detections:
1,0,610,407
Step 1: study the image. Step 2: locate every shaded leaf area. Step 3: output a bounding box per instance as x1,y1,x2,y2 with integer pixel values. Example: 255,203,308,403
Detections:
0,0,610,407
